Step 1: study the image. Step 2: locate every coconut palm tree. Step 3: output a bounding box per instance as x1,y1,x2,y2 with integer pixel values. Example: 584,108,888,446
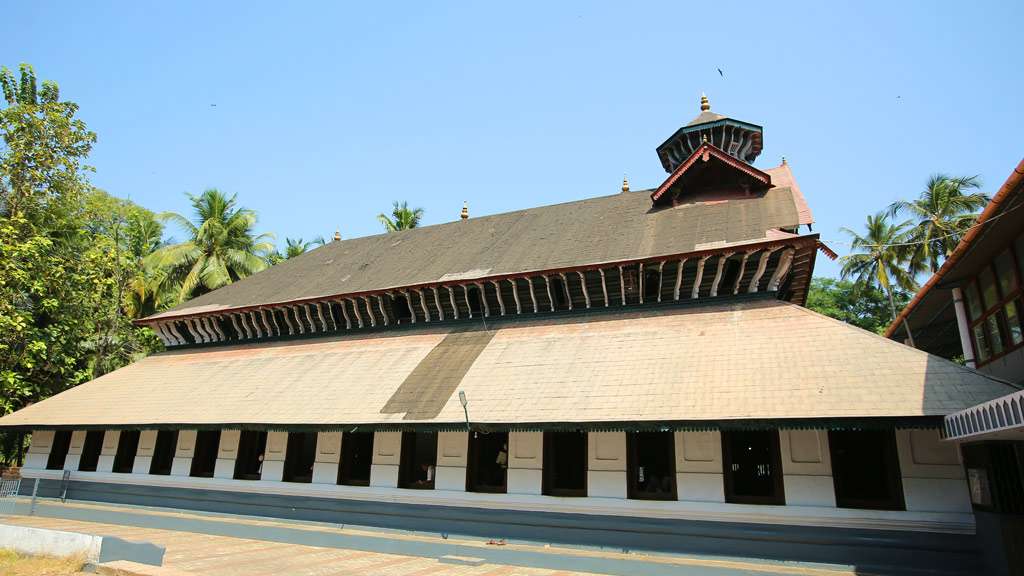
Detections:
889,175,989,273
839,212,917,321
285,236,325,259
124,213,174,318
377,201,424,232
148,189,275,301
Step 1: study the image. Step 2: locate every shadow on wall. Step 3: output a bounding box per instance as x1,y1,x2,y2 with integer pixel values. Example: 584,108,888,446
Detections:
380,328,495,420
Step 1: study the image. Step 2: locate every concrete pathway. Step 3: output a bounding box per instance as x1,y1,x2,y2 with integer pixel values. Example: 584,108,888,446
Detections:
2,499,867,576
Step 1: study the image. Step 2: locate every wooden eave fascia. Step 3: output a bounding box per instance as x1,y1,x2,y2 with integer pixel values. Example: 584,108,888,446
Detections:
650,142,773,203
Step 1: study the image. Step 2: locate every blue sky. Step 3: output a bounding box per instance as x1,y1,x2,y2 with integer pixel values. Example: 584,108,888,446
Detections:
4,1,1021,278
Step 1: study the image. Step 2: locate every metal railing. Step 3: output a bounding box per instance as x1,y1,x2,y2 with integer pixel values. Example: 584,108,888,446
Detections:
0,478,21,516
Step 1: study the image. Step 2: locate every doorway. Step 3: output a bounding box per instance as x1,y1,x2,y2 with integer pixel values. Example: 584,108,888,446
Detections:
233,431,267,480
398,432,437,489
112,430,140,473
338,432,374,486
78,431,104,472
46,431,72,471
467,431,508,493
190,430,220,478
149,431,178,475
283,432,317,483
627,432,677,500
722,430,785,504
542,431,587,497
829,430,904,510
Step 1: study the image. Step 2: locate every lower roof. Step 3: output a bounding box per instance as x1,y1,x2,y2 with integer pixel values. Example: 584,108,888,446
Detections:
1,296,1014,431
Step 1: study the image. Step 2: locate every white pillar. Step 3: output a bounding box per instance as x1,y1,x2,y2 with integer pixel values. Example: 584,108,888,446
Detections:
132,430,158,475
65,431,86,471
312,432,342,484
262,432,288,481
435,432,468,491
779,429,835,507
587,432,626,499
97,430,118,472
507,432,543,495
951,287,977,368
896,429,970,513
369,431,401,487
214,430,240,479
674,431,725,502
24,430,54,470
171,430,196,476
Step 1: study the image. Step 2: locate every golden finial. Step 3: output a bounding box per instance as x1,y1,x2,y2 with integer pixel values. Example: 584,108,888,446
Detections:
621,175,630,193
333,229,341,241
460,201,468,220
781,156,787,165
700,93,710,112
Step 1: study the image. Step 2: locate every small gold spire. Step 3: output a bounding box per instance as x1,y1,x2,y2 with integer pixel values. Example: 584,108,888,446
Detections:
333,229,341,241
700,93,710,112
781,156,787,165
460,201,469,220
621,175,630,193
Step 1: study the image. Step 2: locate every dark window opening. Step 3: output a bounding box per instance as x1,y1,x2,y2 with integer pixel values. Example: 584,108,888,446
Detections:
467,431,508,493
543,431,587,497
112,430,140,473
467,287,483,317
962,441,1024,514
338,432,374,486
627,432,677,500
550,277,567,309
190,430,220,478
174,321,195,344
234,431,267,480
722,430,784,505
149,431,178,476
643,270,661,302
829,430,904,510
283,432,317,483
721,259,741,295
398,432,436,489
78,431,104,472
46,431,72,471
622,266,639,299
393,295,413,324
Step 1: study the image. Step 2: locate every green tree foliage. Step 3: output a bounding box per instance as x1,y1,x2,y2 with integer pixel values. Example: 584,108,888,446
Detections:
889,174,989,273
806,277,910,334
266,236,326,264
147,189,275,301
839,212,918,321
377,200,423,232
0,65,162,462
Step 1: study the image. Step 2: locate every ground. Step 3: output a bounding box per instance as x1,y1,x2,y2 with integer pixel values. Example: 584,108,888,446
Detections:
0,549,87,575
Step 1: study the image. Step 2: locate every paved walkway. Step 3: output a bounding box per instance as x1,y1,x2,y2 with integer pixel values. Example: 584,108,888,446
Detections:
2,499,865,576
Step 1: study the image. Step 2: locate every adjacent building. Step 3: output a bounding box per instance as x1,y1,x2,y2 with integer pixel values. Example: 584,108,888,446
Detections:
887,158,1024,576
2,97,1015,574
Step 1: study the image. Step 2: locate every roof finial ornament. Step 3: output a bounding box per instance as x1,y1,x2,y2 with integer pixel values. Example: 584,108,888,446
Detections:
621,175,630,193
333,229,341,242
460,201,469,220
702,134,708,144
781,156,787,165
700,92,710,112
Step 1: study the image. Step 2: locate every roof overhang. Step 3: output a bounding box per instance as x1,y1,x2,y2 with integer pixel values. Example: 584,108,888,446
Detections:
650,143,772,205
944,389,1024,442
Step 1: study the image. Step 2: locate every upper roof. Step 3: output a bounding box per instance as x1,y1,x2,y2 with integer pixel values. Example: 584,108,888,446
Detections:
887,158,1024,358
5,297,1013,430
146,165,812,322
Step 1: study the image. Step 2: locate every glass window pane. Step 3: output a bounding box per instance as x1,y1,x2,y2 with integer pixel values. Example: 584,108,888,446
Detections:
994,251,1018,297
979,268,999,310
1006,301,1024,346
973,324,991,362
1015,235,1024,279
987,315,1004,355
965,283,983,320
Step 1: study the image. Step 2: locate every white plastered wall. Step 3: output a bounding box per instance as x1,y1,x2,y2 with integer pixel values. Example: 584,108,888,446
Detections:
508,431,542,495
370,431,400,487
132,430,158,475
435,431,467,491
779,429,834,507
171,430,196,476
588,432,626,498
263,431,288,482
312,432,341,484
24,430,54,470
896,429,970,513
97,430,118,473
675,431,724,502
214,430,240,479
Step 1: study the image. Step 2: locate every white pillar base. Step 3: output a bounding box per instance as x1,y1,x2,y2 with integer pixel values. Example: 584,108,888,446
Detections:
23,454,48,470
131,456,153,475
311,462,337,485
213,458,234,479
435,466,466,491
64,454,81,472
262,460,284,482
677,472,725,502
507,468,542,495
369,464,399,488
170,457,192,477
587,470,626,499
96,456,115,473
783,475,836,507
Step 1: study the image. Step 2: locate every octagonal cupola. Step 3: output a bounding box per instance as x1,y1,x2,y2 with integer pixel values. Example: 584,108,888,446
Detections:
655,94,763,172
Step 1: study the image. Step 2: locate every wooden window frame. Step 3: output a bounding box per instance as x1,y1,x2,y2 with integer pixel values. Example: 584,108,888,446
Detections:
964,238,1024,367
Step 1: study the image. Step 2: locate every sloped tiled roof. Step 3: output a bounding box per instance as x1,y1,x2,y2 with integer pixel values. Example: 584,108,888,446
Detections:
4,297,1012,430
146,180,811,321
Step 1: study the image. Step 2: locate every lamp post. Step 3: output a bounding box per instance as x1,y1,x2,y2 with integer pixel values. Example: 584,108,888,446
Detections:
459,391,470,431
